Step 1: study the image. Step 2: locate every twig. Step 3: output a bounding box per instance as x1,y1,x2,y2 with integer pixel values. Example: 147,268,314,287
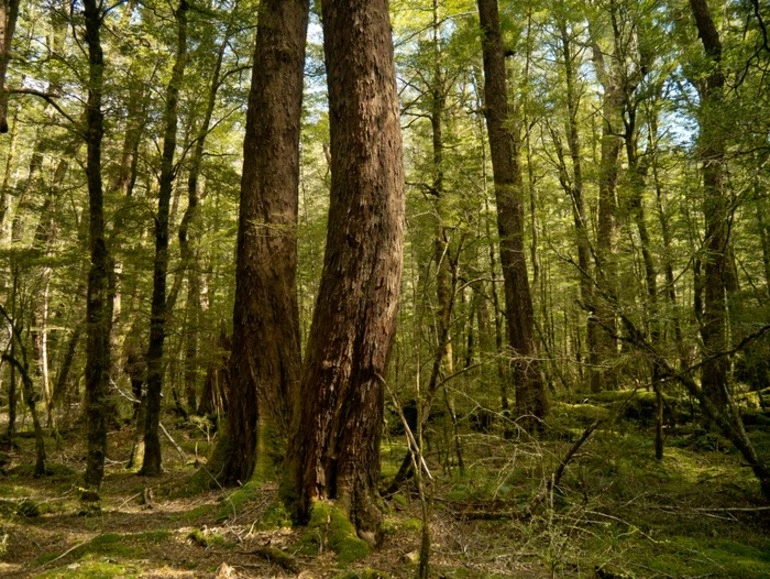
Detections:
529,420,599,512
212,547,299,573
116,491,143,510
659,505,770,513
35,535,96,568
159,421,187,462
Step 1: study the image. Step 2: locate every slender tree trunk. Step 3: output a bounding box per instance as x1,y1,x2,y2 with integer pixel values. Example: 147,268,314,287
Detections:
285,0,404,537
689,0,730,410
477,0,548,429
648,112,688,371
141,0,188,476
0,0,21,133
590,39,622,392
555,20,601,393
177,23,231,415
202,0,308,487
83,0,114,491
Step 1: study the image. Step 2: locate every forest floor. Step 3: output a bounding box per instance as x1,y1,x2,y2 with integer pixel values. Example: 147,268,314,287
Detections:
1,392,770,578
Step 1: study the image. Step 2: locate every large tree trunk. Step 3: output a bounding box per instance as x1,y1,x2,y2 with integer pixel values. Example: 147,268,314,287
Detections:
141,0,188,476
477,0,548,429
203,0,308,486
285,0,405,537
0,0,20,133
689,0,730,410
83,0,114,491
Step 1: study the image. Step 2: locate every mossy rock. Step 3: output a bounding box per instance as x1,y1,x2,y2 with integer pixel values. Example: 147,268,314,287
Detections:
299,500,370,564
381,516,421,536
187,528,231,549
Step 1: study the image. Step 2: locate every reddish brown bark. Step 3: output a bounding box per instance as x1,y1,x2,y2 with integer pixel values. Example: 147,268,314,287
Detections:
205,0,308,486
286,0,405,536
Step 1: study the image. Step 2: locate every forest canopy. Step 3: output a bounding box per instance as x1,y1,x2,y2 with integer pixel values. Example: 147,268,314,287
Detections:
1,0,770,577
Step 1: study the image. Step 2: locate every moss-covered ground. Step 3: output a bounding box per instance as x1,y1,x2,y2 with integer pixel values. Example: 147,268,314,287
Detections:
1,394,769,577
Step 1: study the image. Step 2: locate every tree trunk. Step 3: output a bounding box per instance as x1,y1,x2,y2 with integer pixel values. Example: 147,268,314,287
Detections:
477,0,548,429
141,0,188,476
285,0,405,537
0,0,21,133
590,38,622,392
556,20,600,393
83,0,114,491
202,0,308,487
689,0,730,411
177,23,231,415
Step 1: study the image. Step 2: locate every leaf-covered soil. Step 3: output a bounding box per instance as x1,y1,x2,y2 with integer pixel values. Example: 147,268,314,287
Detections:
1,397,769,578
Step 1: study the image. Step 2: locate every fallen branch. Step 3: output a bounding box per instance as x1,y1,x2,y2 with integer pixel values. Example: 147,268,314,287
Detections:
160,421,187,462
529,420,599,512
213,547,299,574
35,535,96,568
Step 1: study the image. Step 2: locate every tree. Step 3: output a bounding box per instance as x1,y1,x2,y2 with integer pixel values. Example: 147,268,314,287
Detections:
141,0,189,477
83,0,113,491
0,0,20,133
285,0,405,538
203,0,308,486
688,0,730,411
477,0,548,428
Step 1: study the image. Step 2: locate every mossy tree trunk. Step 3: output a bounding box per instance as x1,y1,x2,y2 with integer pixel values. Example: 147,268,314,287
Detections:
285,0,405,538
204,0,308,486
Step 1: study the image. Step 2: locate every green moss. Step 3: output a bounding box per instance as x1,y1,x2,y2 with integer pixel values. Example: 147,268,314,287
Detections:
216,479,264,521
34,530,174,567
299,500,370,564
381,516,421,536
175,503,215,523
624,535,770,579
389,493,408,508
256,501,292,530
15,499,40,517
187,528,232,549
37,558,139,578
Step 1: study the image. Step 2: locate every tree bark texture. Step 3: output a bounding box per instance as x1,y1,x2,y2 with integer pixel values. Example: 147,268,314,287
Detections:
83,0,114,490
477,0,548,427
209,0,308,486
689,0,730,410
142,0,188,476
0,0,20,133
286,0,405,536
